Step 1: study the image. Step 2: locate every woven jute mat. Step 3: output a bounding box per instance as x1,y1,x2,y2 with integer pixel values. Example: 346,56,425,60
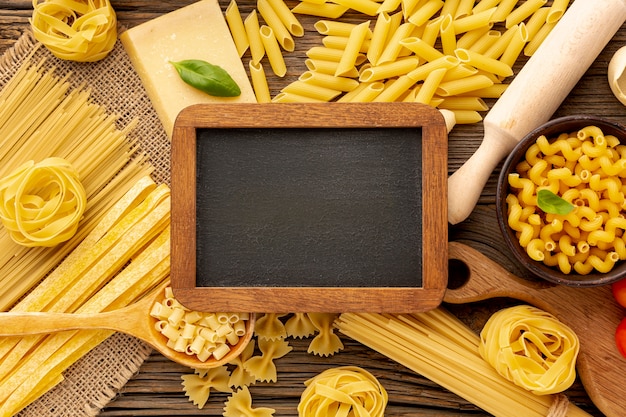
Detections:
0,29,171,416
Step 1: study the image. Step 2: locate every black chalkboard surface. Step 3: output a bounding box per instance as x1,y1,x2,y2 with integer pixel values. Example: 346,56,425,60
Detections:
171,103,448,312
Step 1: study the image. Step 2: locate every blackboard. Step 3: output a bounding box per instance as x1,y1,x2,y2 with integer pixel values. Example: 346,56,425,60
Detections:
171,102,448,312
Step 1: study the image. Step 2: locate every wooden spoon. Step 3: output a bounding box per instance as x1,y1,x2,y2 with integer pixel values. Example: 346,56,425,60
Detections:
445,241,625,417
0,280,255,370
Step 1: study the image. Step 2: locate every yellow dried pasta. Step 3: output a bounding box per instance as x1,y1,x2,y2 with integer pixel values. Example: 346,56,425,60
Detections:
243,337,292,383
307,313,344,357
0,157,86,247
224,386,275,417
298,366,388,417
181,366,231,409
30,0,117,62
479,305,579,395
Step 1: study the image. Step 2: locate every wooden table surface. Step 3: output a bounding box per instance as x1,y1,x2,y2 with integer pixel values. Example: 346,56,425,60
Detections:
1,1,625,416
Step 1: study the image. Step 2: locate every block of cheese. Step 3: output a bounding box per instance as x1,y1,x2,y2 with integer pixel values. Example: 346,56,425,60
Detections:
120,0,257,139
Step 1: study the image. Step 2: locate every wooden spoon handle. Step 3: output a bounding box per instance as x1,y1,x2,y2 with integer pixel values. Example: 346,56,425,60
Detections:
448,0,626,225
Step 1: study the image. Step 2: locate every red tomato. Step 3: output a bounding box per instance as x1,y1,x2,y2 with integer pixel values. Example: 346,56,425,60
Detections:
612,279,626,309
616,318,626,359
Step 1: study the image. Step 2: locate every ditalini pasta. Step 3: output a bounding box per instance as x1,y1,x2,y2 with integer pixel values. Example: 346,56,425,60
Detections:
506,125,626,274
298,366,388,417
223,0,572,124
151,286,250,362
479,305,579,395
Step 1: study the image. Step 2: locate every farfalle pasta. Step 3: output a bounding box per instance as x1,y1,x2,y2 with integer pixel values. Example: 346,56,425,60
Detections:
228,339,257,388
285,313,316,339
243,337,292,382
298,366,388,417
0,157,86,247
224,386,275,417
505,125,626,274
307,313,344,356
479,305,580,395
181,366,231,409
31,0,117,62
254,313,288,340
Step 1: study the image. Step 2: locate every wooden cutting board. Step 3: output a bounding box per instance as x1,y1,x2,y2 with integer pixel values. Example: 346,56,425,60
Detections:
445,241,625,417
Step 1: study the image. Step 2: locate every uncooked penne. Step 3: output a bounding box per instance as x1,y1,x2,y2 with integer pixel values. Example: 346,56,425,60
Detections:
449,109,483,124
367,12,392,66
272,92,325,102
454,0,476,19
455,48,513,77
524,7,550,41
281,80,342,101
314,20,362,37
265,0,304,36
547,0,570,23
505,0,547,29
359,56,420,82
490,0,517,22
377,0,401,13
377,21,417,64
332,0,380,15
468,30,500,55
249,61,271,103
482,24,518,59
439,14,456,56
408,0,444,27
225,0,249,57
244,9,265,63
336,21,370,76
400,36,444,62
436,74,494,96
299,71,360,92
260,25,287,77
373,74,417,102
453,7,495,33
472,0,500,13
407,55,459,81
257,0,294,51
305,59,360,77
524,20,557,56
415,67,447,104
291,2,348,19
456,25,491,50
437,96,489,111
339,81,384,102
499,24,528,68
322,36,370,53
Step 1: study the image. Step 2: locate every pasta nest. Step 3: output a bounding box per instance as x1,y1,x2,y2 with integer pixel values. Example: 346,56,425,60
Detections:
298,366,387,417
479,305,580,395
31,0,117,62
0,157,87,247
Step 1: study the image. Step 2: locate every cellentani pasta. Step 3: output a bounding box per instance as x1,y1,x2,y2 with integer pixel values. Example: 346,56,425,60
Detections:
224,0,570,125
506,125,626,274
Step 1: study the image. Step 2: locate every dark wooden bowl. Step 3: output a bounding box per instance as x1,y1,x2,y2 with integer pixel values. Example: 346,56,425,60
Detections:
496,115,626,287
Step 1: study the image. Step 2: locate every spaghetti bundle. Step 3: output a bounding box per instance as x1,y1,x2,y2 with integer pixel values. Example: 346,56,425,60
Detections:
335,309,591,417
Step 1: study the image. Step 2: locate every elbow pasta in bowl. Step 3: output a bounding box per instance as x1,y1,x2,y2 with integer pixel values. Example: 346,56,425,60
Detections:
496,115,626,287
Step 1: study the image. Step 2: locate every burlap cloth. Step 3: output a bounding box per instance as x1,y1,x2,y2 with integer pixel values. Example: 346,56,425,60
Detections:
0,29,172,416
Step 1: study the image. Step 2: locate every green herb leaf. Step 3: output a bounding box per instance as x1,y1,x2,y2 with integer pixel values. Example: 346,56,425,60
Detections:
170,59,241,97
537,189,574,215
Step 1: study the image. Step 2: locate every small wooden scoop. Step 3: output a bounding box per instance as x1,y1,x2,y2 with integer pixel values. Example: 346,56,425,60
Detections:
445,242,625,417
0,280,255,370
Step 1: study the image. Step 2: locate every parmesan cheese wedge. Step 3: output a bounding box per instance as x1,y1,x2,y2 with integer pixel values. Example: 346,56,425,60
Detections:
120,0,257,139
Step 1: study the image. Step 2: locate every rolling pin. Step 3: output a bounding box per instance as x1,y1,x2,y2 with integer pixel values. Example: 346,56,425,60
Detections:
448,0,626,225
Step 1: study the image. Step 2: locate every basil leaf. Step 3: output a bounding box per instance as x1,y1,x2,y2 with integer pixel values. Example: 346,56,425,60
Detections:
170,59,241,97
537,189,574,215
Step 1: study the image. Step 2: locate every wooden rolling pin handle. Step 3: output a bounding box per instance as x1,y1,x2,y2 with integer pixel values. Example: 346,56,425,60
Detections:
448,0,626,225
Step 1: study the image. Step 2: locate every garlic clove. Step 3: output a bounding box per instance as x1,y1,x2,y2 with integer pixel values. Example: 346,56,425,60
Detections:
608,45,626,106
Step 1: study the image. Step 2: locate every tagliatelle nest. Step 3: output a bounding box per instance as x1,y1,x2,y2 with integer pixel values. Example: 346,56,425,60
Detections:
0,157,86,247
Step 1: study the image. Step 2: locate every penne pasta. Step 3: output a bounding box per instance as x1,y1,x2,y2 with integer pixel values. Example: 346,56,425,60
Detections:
468,30,501,55
472,0,501,13
440,0,460,17
225,0,249,57
439,14,457,56
335,21,371,76
249,61,271,103
373,74,417,102
244,9,265,63
377,0,402,13
482,24,519,59
407,55,459,81
400,36,444,62
490,0,518,23
456,25,492,50
257,0,295,51
524,7,550,41
332,0,380,15
272,91,325,102
260,25,287,77
436,74,494,96
281,80,342,101
305,59,360,77
367,12,392,65
421,15,444,47
265,0,304,37
314,20,362,37
499,24,529,68
457,83,507,98
299,71,360,92
450,109,484,124
291,2,348,18
547,0,570,23
408,0,444,27
339,81,384,102
377,22,417,64
455,48,513,77
453,7,496,34
505,0,547,29
454,0,475,19
438,96,489,111
322,36,371,53
359,56,420,82
524,20,557,56
415,67,447,104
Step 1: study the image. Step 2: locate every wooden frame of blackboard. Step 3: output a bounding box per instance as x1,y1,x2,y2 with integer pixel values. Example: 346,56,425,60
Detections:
170,102,448,312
